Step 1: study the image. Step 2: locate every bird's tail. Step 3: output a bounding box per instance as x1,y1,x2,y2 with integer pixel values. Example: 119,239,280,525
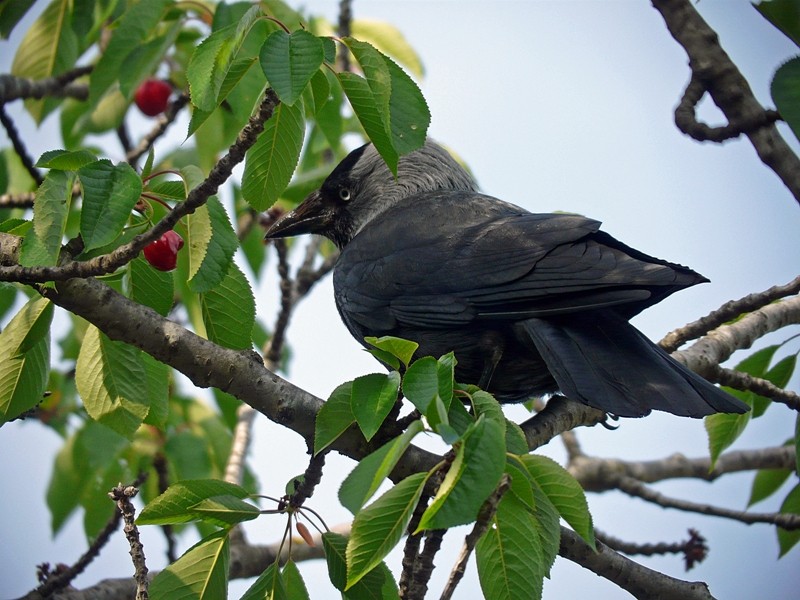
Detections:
518,311,749,418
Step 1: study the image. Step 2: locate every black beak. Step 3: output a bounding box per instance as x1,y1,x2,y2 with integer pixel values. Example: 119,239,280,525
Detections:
264,190,332,239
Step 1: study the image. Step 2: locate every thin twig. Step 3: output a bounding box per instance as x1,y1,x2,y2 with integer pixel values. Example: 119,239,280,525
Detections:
660,275,800,352
0,104,42,186
595,528,708,571
126,93,190,166
708,365,800,410
109,483,149,600
614,475,800,529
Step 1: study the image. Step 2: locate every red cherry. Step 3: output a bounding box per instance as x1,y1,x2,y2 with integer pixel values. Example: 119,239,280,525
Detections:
134,79,172,116
142,230,184,271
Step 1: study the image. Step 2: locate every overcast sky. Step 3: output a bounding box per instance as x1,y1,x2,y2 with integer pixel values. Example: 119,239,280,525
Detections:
2,1,799,599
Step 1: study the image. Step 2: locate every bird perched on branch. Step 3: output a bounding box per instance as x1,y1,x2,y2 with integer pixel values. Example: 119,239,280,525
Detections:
265,141,748,418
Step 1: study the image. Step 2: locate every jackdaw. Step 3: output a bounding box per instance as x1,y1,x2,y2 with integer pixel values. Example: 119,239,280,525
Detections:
265,141,748,418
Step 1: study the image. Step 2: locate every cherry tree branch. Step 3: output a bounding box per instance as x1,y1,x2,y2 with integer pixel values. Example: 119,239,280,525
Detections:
651,0,800,206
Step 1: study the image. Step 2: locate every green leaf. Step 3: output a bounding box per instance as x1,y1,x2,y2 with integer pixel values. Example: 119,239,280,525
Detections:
241,100,305,211
138,479,250,525
150,529,230,599
188,5,262,112
240,563,287,600
346,472,428,589
118,21,182,98
187,56,259,137
778,483,800,556
185,188,238,293
402,356,438,413
37,149,97,170
88,0,170,107
129,256,174,316
142,353,169,428
521,454,595,549
350,19,425,79
281,560,310,600
706,406,751,468
364,336,419,369
191,494,261,526
11,0,79,123
382,53,429,155
338,71,397,175
19,170,73,267
351,372,401,441
505,419,529,455
199,262,256,350
78,160,142,250
323,532,398,599
749,468,792,507
47,421,128,536
339,420,425,514
314,381,357,454
773,57,800,144
0,297,53,423
0,0,36,39
75,325,150,439
260,29,325,105
476,492,545,600
418,417,506,531
756,0,800,47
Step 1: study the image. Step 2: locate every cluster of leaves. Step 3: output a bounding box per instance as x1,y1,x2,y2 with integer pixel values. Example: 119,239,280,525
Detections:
705,342,800,555
761,0,800,141
0,0,428,545
143,337,595,599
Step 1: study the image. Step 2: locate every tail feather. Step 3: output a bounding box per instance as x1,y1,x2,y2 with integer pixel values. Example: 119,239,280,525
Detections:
518,312,749,418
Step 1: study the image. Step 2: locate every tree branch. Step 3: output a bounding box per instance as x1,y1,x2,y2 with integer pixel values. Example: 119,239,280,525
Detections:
651,0,800,206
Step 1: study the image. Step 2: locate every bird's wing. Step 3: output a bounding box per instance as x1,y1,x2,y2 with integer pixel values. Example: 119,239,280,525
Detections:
334,191,703,330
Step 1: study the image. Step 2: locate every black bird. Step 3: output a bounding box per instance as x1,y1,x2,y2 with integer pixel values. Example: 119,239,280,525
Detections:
265,142,748,418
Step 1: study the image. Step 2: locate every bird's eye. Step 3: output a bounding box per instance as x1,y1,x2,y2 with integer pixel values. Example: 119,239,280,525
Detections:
338,187,351,202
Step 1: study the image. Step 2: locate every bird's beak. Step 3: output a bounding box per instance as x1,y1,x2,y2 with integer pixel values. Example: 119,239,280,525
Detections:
264,190,332,239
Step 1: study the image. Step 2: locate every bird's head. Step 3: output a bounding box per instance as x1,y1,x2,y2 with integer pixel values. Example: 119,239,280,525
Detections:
264,140,477,249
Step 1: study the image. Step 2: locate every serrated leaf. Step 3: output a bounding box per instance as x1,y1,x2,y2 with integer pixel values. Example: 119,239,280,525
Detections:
364,336,419,368
78,160,142,250
346,472,428,589
749,468,793,507
188,5,262,112
37,149,97,170
314,381,356,455
191,494,260,525
773,57,800,143
186,190,238,294
402,356,438,413
281,560,310,600
521,454,595,549
11,0,79,123
323,532,398,599
138,479,250,525
0,297,53,423
88,0,170,107
150,529,230,599
241,100,305,211
19,170,73,267
476,492,545,600
260,29,325,105
188,56,258,137
339,420,425,514
351,19,425,79
418,417,505,531
240,563,287,600
706,405,751,468
382,53,429,155
756,0,800,47
351,372,401,441
75,325,149,438
199,262,256,349
338,71,397,175
778,483,800,556
129,256,174,316
118,21,182,98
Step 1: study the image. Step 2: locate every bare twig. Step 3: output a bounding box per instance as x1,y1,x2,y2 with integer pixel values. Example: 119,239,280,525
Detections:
224,404,258,486
660,275,800,352
614,475,800,529
0,67,92,103
0,191,36,209
708,365,800,410
519,395,607,451
595,528,708,571
109,484,149,600
0,104,43,186
126,93,190,166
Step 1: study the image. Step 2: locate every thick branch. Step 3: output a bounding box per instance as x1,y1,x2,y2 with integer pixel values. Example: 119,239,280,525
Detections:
558,527,715,600
651,0,800,206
